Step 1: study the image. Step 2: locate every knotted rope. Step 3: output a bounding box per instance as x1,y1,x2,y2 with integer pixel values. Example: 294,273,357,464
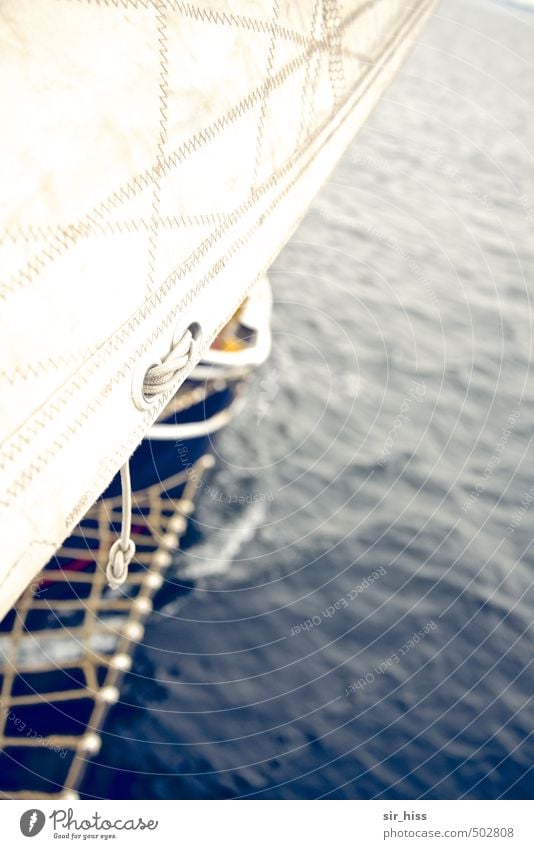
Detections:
141,327,196,400
106,325,199,588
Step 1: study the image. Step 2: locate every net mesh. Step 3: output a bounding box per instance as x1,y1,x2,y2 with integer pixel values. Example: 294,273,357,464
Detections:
0,450,212,799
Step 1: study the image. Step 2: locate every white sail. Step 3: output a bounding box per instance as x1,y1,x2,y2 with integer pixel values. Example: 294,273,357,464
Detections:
0,0,436,617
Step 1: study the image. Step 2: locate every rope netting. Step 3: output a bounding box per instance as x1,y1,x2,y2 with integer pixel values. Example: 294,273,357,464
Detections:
0,448,213,799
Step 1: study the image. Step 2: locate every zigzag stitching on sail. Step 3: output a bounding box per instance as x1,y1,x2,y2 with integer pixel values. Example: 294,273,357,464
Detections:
65,0,156,10
0,43,320,296
0,161,294,479
0,223,268,503
1,192,282,503
1,351,96,388
163,2,314,49
0,266,265,516
0,110,365,499
251,0,281,190
63,0,321,53
1,213,230,243
323,0,346,106
0,0,429,480
0,0,433,491
147,3,169,292
0,0,389,295
296,0,323,148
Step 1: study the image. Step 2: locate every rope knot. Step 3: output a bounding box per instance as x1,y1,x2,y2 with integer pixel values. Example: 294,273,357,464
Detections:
105,462,135,590
142,323,202,401
106,537,136,590
108,325,201,589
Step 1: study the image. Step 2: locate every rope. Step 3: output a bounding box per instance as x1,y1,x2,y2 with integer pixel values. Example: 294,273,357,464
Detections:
106,463,135,589
106,325,199,589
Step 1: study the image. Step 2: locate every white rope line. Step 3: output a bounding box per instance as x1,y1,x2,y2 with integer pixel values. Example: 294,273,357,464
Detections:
142,327,195,399
106,326,198,589
106,463,135,590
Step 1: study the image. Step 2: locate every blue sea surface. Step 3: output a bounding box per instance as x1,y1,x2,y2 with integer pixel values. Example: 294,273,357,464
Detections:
83,0,534,799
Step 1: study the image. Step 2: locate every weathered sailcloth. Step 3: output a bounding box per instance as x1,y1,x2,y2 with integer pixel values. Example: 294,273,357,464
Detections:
0,0,435,618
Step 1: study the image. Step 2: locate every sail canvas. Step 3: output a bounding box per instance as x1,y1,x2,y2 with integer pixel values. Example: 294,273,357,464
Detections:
0,0,436,617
